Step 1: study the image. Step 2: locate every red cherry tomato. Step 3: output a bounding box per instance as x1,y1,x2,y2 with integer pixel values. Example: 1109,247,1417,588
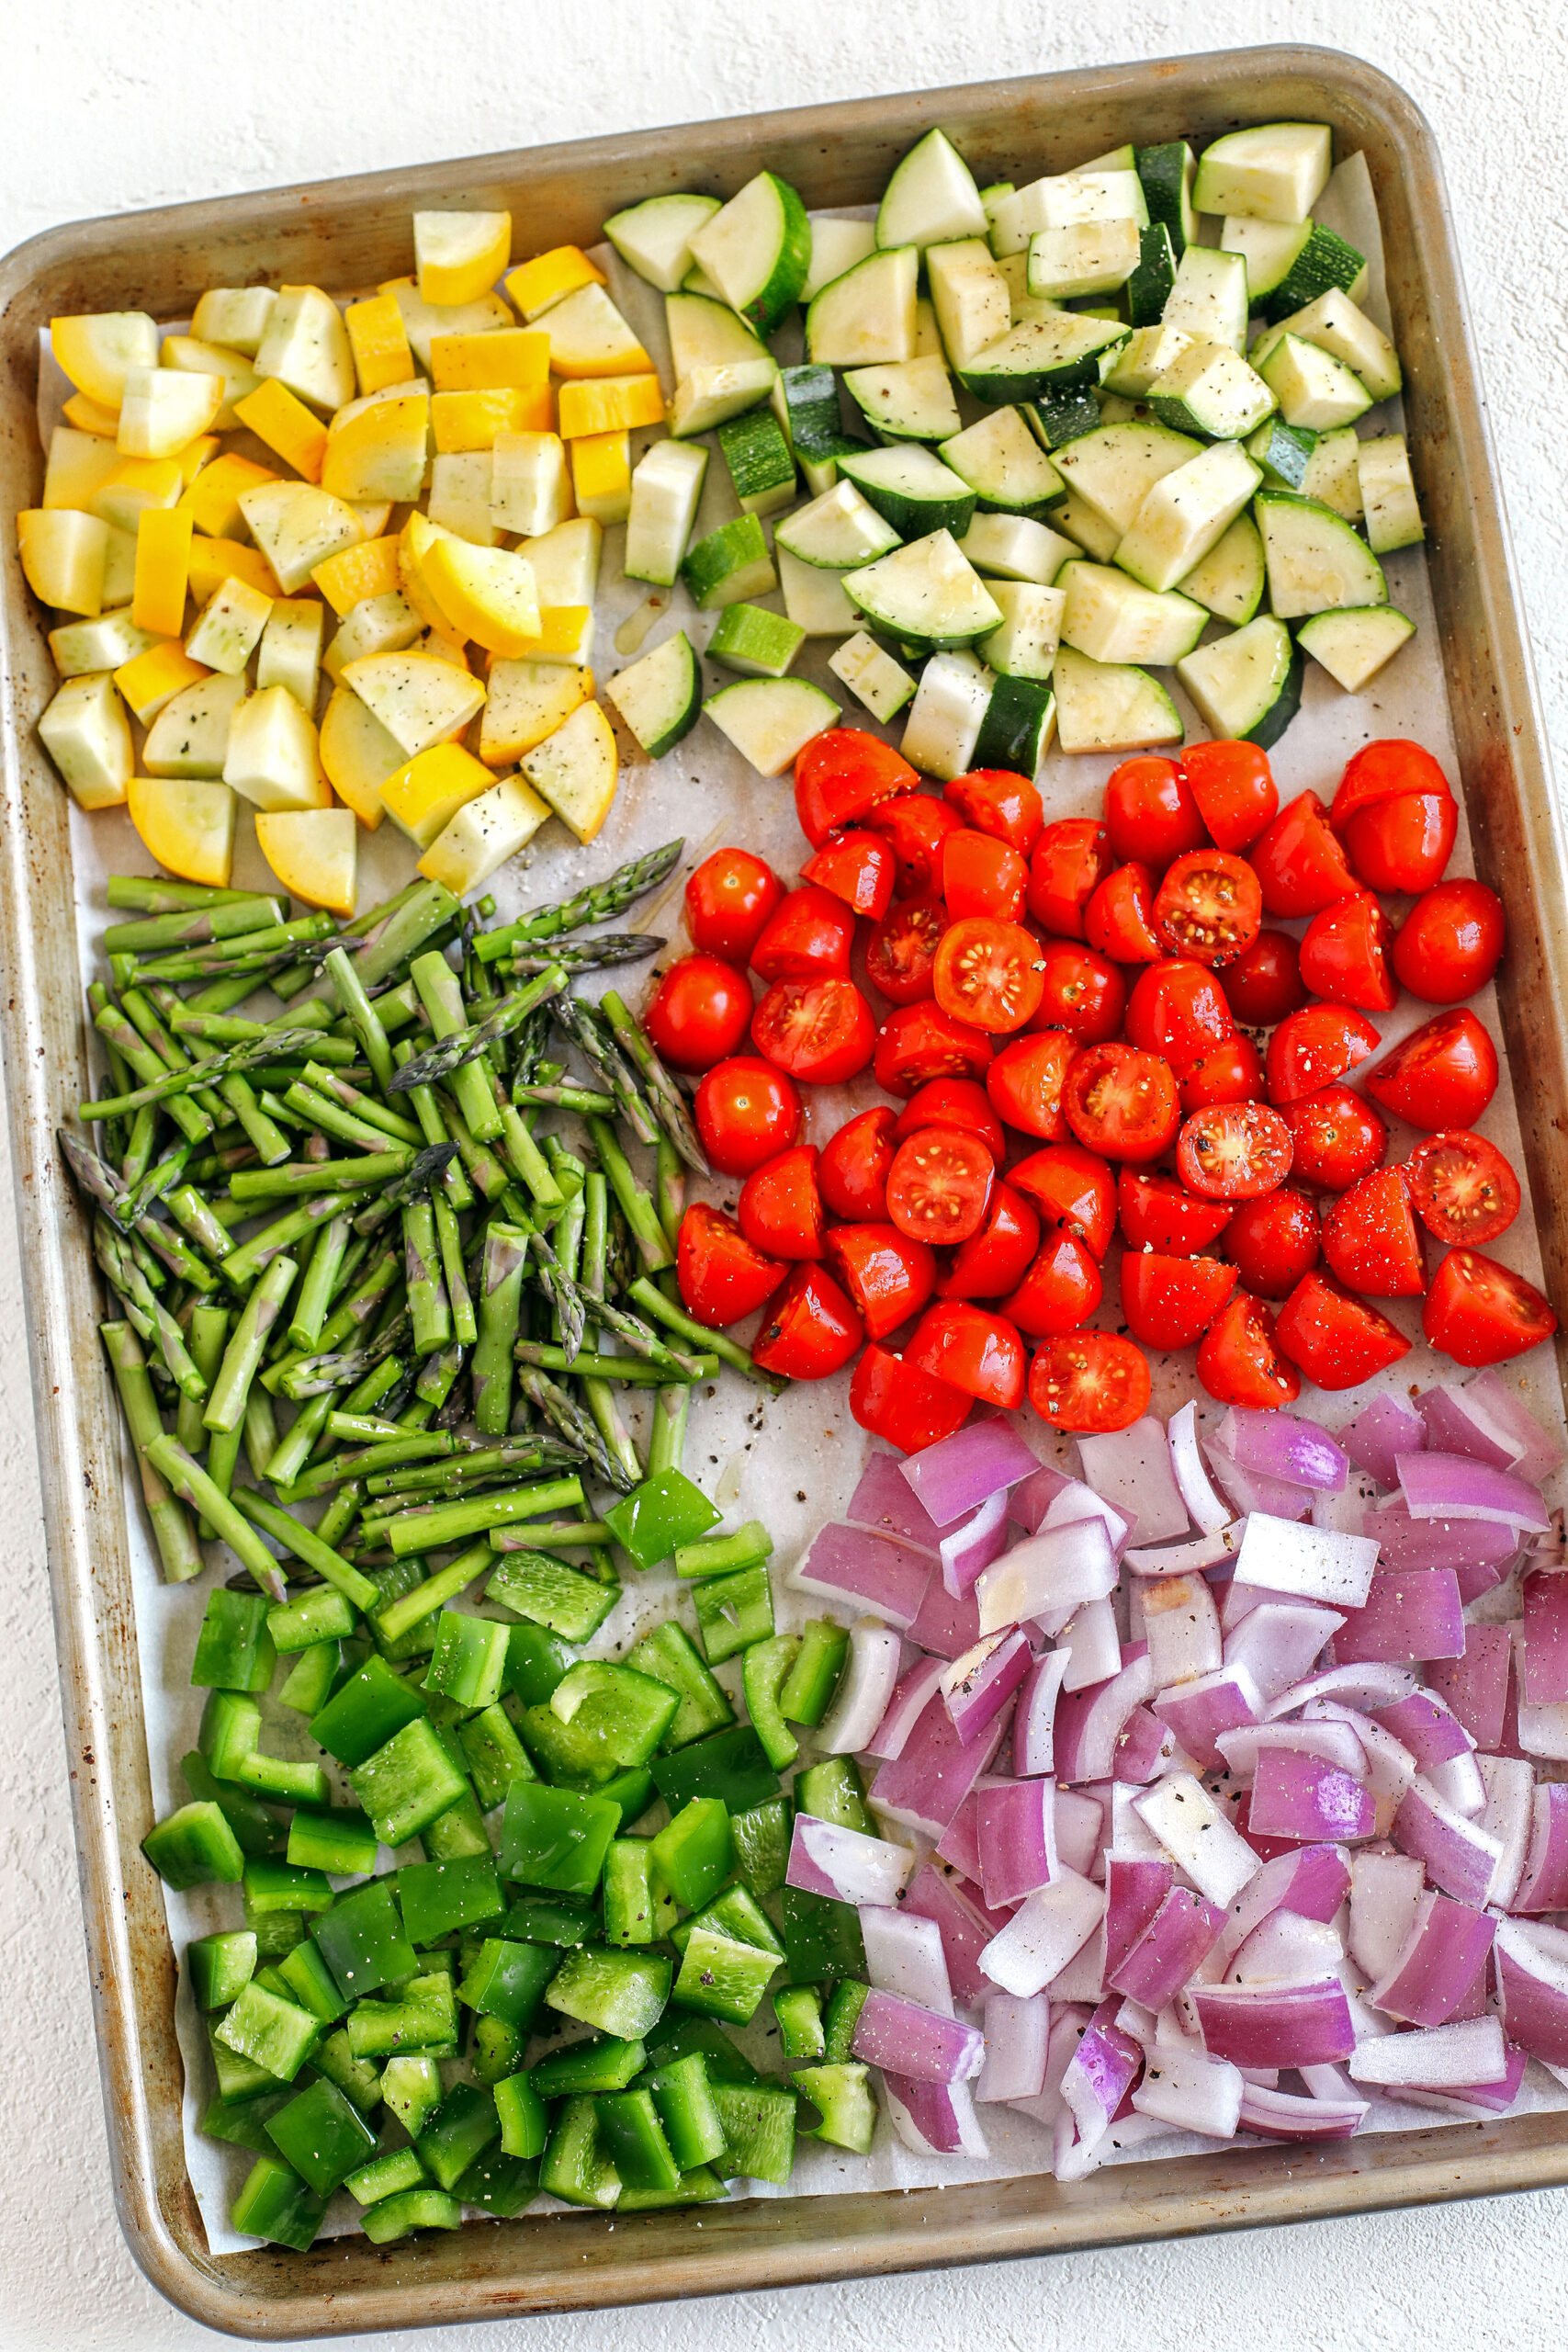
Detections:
1176,1102,1294,1200
1197,1291,1301,1408
1029,939,1127,1044
750,977,874,1085
985,1031,1075,1141
750,882,854,983
1251,791,1359,918
1181,741,1280,853
1320,1168,1426,1297
1152,849,1263,967
795,728,917,846
1403,1132,1521,1247
874,1002,994,1097
800,830,897,920
684,848,784,966
818,1106,897,1221
751,1262,864,1380
1280,1086,1388,1193
1265,1004,1381,1103
943,768,1043,857
895,1077,1006,1163
1298,893,1398,1014
1125,960,1235,1065
865,894,945,1006
1221,930,1309,1028
1118,1167,1234,1255
937,1182,1041,1301
694,1056,801,1177
1180,1035,1267,1113
1010,1144,1118,1260
1391,879,1506,1004
644,954,754,1072
738,1146,824,1262
932,915,1045,1034
941,828,1030,922
1064,1042,1182,1164
1121,1252,1238,1351
676,1203,784,1328
823,1222,936,1340
1028,819,1113,938
1423,1248,1558,1367
1224,1189,1320,1300
906,1301,1027,1408
1330,737,1453,827
1274,1269,1413,1389
865,793,964,897
886,1126,995,1246
1341,795,1458,896
1363,1010,1499,1132
1103,755,1208,869
1002,1228,1103,1336
1028,1333,1152,1432
850,1343,971,1453
1084,861,1162,963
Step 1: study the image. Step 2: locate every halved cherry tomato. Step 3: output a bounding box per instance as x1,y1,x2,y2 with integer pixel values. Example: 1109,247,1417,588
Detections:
1181,741,1279,852
942,829,1030,921
1121,1251,1238,1351
1404,1131,1521,1247
985,1031,1075,1141
1363,1009,1499,1131
1424,1248,1558,1366
694,1057,801,1177
1028,819,1112,938
1224,1187,1321,1299
1028,1332,1151,1431
865,792,964,896
1002,1228,1103,1335
943,768,1043,857
818,1106,897,1221
1118,1167,1234,1255
906,1301,1027,1408
1180,1035,1266,1113
1265,1004,1381,1102
1280,1086,1387,1193
850,1342,971,1453
738,1145,824,1262
1126,960,1235,1065
1330,738,1452,827
676,1203,785,1328
1010,1144,1117,1259
874,1002,994,1096
1340,794,1458,896
933,915,1045,1033
886,1126,995,1245
795,728,917,846
750,977,874,1085
685,848,784,966
644,954,754,1072
1176,1101,1293,1200
1320,1167,1426,1297
1251,790,1359,918
1084,861,1162,963
801,830,897,919
1298,892,1397,1013
1220,930,1309,1028
1028,938,1127,1043
751,1262,864,1380
937,1182,1041,1301
824,1222,936,1340
1065,1043,1182,1164
895,1077,1006,1163
1392,879,1506,1004
750,882,855,982
1196,1292,1301,1408
1152,849,1263,967
1275,1269,1413,1388
1104,755,1208,869
865,894,945,1005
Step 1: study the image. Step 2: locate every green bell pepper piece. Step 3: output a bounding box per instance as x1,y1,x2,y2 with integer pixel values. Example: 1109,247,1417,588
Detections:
486,1550,617,1642
741,1635,800,1770
603,1468,720,1570
380,2052,443,2137
822,1975,870,2064
545,1946,671,2040
456,1937,559,2029
415,2080,502,2189
641,2052,728,2169
730,1795,794,1897
310,1653,426,1766
604,1838,678,1947
266,1585,356,1656
349,1717,468,1846
779,1618,849,1727
650,1726,779,1816
692,1563,774,1666
530,2035,647,2097
795,1755,874,1836
546,1660,681,1772
312,1878,417,1999
346,1971,457,2060
397,1852,503,1945
674,1520,773,1578
781,1888,866,1986
180,1749,285,1859
500,1619,575,1706
617,2164,729,2210
458,1700,536,1808
595,2087,681,2192
626,1620,734,1749
344,2144,428,2206
710,2081,796,2184
215,1982,321,2081
265,2077,377,2195
420,1784,492,1860
310,2026,383,2114
276,1939,349,2024
200,2088,293,2154
494,2070,549,2157
650,1797,732,1910
640,2011,758,2086
230,2154,326,2249
278,1638,342,1715
671,1883,784,1961
773,1984,825,2062
671,1927,778,2025
286,1806,378,1878
452,2148,539,2214
142,1800,244,1890
423,1609,510,1708
793,2061,876,2154
191,1589,276,1692
187,1929,257,2011
500,1888,599,1946
361,2187,461,2241
538,2095,620,2210
498,1781,619,1894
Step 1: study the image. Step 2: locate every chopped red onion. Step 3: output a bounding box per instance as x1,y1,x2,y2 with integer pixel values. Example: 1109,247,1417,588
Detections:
942,1627,1033,1746
1495,1918,1568,2067
1376,1690,1475,1767
1193,1977,1355,2067
1362,1498,1520,1581
1392,1775,1505,1905
1216,1720,1371,1783
816,1618,903,1755
1104,1855,1176,1980
979,1866,1106,1997
1206,1442,1314,1522
899,1415,1040,1530
1219,1408,1348,1493
976,1990,1051,2103
1513,1782,1568,1914
1009,2006,1091,2135
939,1489,1011,1599
1348,1852,1426,1984
794,1523,933,1629
1223,1600,1346,1702
976,1515,1117,1636
1298,1702,1415,1803
1515,1687,1568,1760
1350,2015,1506,2089
1521,1569,1568,1704
1331,1566,1465,1667
786,1813,917,1909
1341,1392,1426,1489
1037,1477,1134,1556
1125,1524,1244,1577
1168,1401,1234,1535
1396,2041,1529,2117
1264,1661,1418,1718
869,1688,1010,1837
1132,2044,1245,2140
1009,1461,1075,1534
1247,1747,1375,1842
1054,1650,1156,1782
905,1569,982,1660
1012,1646,1069,1777
900,1863,1004,2007
1428,1623,1512,1748
1423,1747,1486,1819
1142,1572,1223,1689
1110,1886,1225,2008
1476,1753,1534,1906
1415,1384,1519,1469
1233,1512,1379,1609
1054,1786,1105,1878
1134,1772,1261,1908
847,1452,942,1551
1395,1450,1549,1532
933,1782,986,1882
1153,1664,1264,1770
881,2072,990,2157
1060,1997,1144,2154
976,1777,1059,1907
1228,1910,1345,1985
860,1905,953,2012
1237,2081,1367,2138
1046,1923,1109,2005
1055,1594,1123,1693
1217,1846,1351,1972
866,1657,948,1761
1463,1370,1564,1484
852,1988,985,2085
1078,1418,1190,1545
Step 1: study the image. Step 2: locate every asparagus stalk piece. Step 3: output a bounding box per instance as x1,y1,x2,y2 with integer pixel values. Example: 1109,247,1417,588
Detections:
100,1320,204,1582
628,1275,785,1393
472,1223,528,1438
585,1119,674,1274
508,933,665,976
79,1027,333,1121
143,1435,288,1601
204,1254,299,1434
349,1142,462,1236
389,966,569,1095
517,1368,637,1492
475,838,683,965
601,989,710,1176
324,944,396,1093
552,996,658,1148
228,1488,379,1611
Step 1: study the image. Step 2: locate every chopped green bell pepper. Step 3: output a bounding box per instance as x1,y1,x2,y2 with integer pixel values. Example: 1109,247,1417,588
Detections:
423,1609,510,1708
741,1635,800,1770
546,1946,671,2040
672,1927,779,2026
265,2077,378,2195
457,1937,559,2029
730,1795,794,1896
822,1975,870,2064
779,1618,849,1726
276,1939,350,2025
346,1970,457,2060
142,1800,244,1890
499,1619,574,1706
381,2052,443,2138
674,1520,773,1578
453,2148,538,2215
286,1805,379,1878
344,2144,429,2206
626,1620,735,1749
191,1589,276,1692
180,1749,285,1859
617,2164,729,2210
530,2035,647,2097
640,2011,758,2086
486,1550,617,1642
595,2087,681,2192
361,2187,460,2241
796,1755,874,1837
604,1468,720,1569
457,1701,536,1808
547,1661,682,1775
604,1838,678,1947
416,2080,502,2189
230,2154,326,2250
495,2070,550,2157
538,2095,620,2210
672,1883,784,1961
710,2081,797,2184
242,1857,333,1917
397,1852,503,1945
215,1982,321,2082
310,1654,426,1766
641,2052,728,2169
310,2026,383,2115
774,1984,826,2062
781,1888,867,1986
692,1563,774,1666
311,1878,417,1999
650,1726,779,1817
420,1784,491,1860
650,1797,732,1910
471,2011,525,2083
500,1888,598,1946
278,1638,342,1716
187,1929,258,2011
793,2061,876,2154
497,1781,619,1895
266,1585,356,1655
349,1716,468,1846
200,2088,293,2154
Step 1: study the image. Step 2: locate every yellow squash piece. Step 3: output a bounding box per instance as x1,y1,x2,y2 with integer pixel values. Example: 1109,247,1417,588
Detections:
431,386,553,452
396,511,464,636
379,277,513,373
479,660,593,765
62,393,120,439
128,775,237,886
131,507,194,637
345,292,416,397
539,283,651,378
17,509,108,616
51,312,159,407
238,481,366,595
223,683,330,812
324,590,423,684
254,284,355,413
321,390,431,502
341,650,486,758
42,427,122,512
191,288,277,358
503,246,606,322
179,450,277,540
142,673,247,778
49,611,158,680
429,328,549,392
519,698,618,842
319,684,401,827
176,435,221,487
419,771,553,892
380,740,495,846
491,431,575,537
114,641,209,726
421,538,540,656
255,808,358,915
557,374,665,439
88,457,184,534
186,574,273,673
117,366,226,459
161,336,261,430
570,429,632,523
415,211,513,308
100,524,137,612
426,452,498,545
514,607,593,662
233,379,329,482
312,535,402,616
186,536,282,605
257,599,324,708
38,673,134,809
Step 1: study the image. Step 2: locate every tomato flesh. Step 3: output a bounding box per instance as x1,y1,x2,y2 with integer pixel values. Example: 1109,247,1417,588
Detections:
1085,861,1162,963
676,1204,785,1329
644,954,754,1072
1279,1086,1387,1193
1121,1251,1238,1351
1196,1292,1301,1408
1028,819,1112,937
1341,794,1458,896
937,1182,1042,1302
1029,939,1127,1043
1362,1010,1499,1132
985,1030,1075,1142
750,882,854,982
933,915,1044,1034
1118,1167,1234,1255
1009,1144,1118,1259
942,828,1030,922
1152,849,1263,967
1330,738,1452,827
1319,1167,1427,1297
874,1002,994,1096
1064,1042,1181,1164
795,727,917,845
694,1056,801,1176
866,894,945,1006
801,829,897,919
1404,1130,1521,1247
864,792,964,896
1181,741,1279,852
750,976,874,1085
1179,1035,1266,1113
1104,755,1208,869
895,1077,1006,1164
1298,892,1397,1013
1224,1188,1321,1300
1274,1269,1413,1389
850,1342,972,1453
685,848,784,965
886,1125,995,1246
1001,1228,1103,1336
1251,790,1359,918
1125,959,1235,1066
737,1145,824,1262
907,1301,1026,1408
751,1262,864,1380
818,1106,897,1221
1265,1004,1381,1103
1424,1248,1558,1367
1176,1102,1293,1200
824,1222,937,1340
1392,878,1506,1003
944,767,1043,857
1028,1333,1152,1432
1220,930,1309,1028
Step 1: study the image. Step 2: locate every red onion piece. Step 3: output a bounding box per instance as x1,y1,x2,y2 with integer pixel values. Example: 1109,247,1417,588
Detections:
942,1627,1033,1745
847,1452,942,1551
1515,1682,1568,1760
861,1904,953,2011
866,1656,948,1761
1037,1477,1134,1557
794,1522,933,1629
1513,1782,1568,1914
1247,1747,1375,1842
1234,1513,1379,1609
1521,1569,1568,1704
1009,2004,1092,2135
1475,1753,1532,1905
1223,1600,1345,1702
1368,1885,1496,2028
1216,1721,1371,1782
1110,1886,1225,2008
933,1783,985,1882
1054,1786,1104,1878
1009,1462,1075,1534
1348,1852,1426,1984
1054,1650,1156,1783
979,1866,1105,1997
1423,1747,1486,1818
852,1988,985,2085
899,1415,1040,1530
1153,1665,1264,1771
905,1568,982,1660
1393,1775,1504,1905
1397,2041,1529,2116
1264,1661,1418,1718
1237,2081,1367,2138
1143,1573,1222,1689
976,1515,1117,1636
1012,1646,1069,1777
1228,1910,1345,1985
1055,1594,1122,1691
1134,1772,1261,1908
816,1618,902,1755
881,2073,990,2157
1395,1449,1549,1532
1078,1416,1190,1545
1125,1524,1244,1577
1217,1846,1351,1972
869,1689,1010,1838
1350,2014,1506,2090
977,1777,1059,1907
1193,1978,1355,2067
976,1989,1051,2103
1463,1370,1564,1484
1428,1623,1513,1751
1341,1392,1425,1490
1060,1996,1144,2156
1168,1401,1233,1535
1496,1919,1568,2066
1376,1690,1475,1767
1104,1856,1176,1981
1415,1383,1518,1469
786,1813,917,1908
939,1489,1010,1599
1132,2046,1243,2139
1219,1408,1349,1493
1048,1926,1109,2007
1206,1441,1314,1523
1362,1498,1519,1582
900,1863,1004,2007
1298,1701,1415,1803
1330,1567,1465,1667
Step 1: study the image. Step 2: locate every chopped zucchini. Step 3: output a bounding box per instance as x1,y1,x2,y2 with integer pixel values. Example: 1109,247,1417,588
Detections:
1176,614,1303,750
704,678,840,777
1255,488,1388,618
604,632,703,759
842,529,1003,655
1054,645,1183,752
1296,605,1416,692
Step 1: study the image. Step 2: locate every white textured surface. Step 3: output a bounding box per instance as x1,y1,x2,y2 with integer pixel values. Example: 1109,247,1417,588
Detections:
1,7,1564,2347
